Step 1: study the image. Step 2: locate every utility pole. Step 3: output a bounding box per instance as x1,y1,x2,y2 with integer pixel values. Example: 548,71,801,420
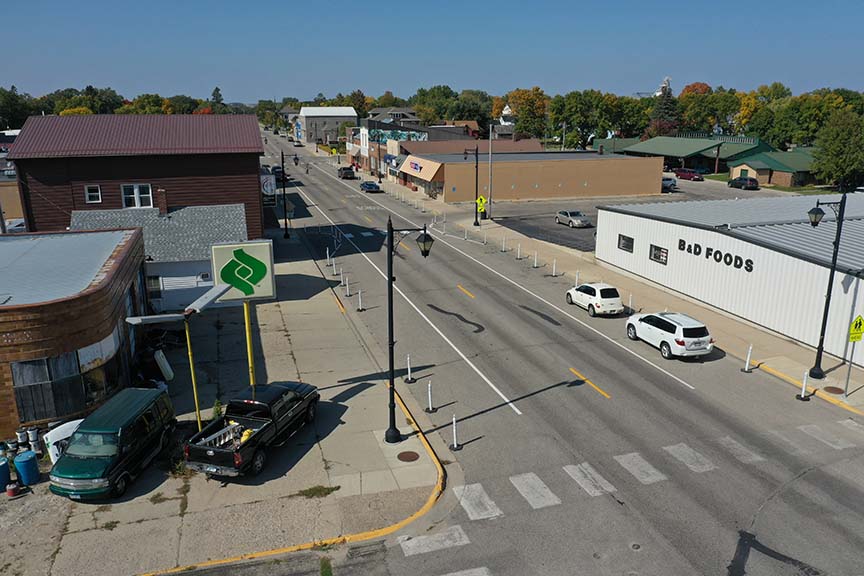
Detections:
562,121,567,152
488,125,493,220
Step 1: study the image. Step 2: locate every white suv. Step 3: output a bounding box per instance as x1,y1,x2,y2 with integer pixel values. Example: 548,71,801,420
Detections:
565,283,624,316
626,312,714,359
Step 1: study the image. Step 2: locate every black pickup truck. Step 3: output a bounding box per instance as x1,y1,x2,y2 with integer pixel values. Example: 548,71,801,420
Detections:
184,382,319,477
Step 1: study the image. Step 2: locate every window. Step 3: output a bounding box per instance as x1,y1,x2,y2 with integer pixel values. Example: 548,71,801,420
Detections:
84,184,102,203
582,286,596,296
683,327,709,338
618,234,634,253
600,288,620,299
122,184,153,208
146,276,162,299
649,244,668,265
11,359,50,387
658,319,677,334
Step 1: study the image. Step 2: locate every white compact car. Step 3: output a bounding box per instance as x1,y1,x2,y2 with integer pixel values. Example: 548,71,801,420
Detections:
565,283,624,316
626,312,714,359
555,210,591,228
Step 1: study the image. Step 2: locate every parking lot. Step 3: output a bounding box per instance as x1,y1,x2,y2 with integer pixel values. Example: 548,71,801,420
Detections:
493,175,792,252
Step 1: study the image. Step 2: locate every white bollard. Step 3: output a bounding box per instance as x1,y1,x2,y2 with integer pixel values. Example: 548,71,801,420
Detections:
501,236,507,253
424,380,435,413
357,289,364,312
332,258,338,276
483,231,487,245
449,414,461,451
340,267,345,286
797,371,810,401
404,354,416,383
345,274,351,297
464,227,468,240
326,246,331,267
552,259,557,277
741,344,753,373
575,270,580,287
533,251,538,268
628,293,633,315
443,222,447,235
443,213,447,223
517,244,522,260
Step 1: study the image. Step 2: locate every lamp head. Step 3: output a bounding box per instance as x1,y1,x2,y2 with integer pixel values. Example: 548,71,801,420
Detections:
808,206,825,227
415,226,434,258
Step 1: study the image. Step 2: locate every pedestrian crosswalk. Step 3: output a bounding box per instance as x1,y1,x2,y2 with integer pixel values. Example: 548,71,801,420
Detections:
407,422,862,560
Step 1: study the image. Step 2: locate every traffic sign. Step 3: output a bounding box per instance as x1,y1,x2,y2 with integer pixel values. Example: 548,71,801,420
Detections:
476,195,487,213
850,315,864,342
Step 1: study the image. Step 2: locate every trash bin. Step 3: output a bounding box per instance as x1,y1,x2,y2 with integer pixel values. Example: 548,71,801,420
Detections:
13,451,39,486
0,457,9,489
481,211,488,220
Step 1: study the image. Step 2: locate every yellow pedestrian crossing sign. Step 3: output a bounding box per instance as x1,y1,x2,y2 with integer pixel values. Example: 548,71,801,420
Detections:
850,315,864,342
476,195,487,213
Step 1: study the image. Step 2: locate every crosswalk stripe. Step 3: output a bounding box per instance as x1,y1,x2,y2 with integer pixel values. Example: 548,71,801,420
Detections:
453,484,503,520
614,453,667,484
838,419,864,436
716,436,765,464
663,443,716,473
509,473,561,509
563,463,616,496
797,424,856,450
764,430,811,455
361,231,374,237
398,525,471,557
437,569,492,576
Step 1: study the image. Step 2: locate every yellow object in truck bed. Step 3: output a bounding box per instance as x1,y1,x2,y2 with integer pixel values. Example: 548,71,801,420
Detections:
240,428,254,444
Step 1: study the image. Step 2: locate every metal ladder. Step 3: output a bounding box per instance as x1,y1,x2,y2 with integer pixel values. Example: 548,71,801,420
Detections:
197,423,242,448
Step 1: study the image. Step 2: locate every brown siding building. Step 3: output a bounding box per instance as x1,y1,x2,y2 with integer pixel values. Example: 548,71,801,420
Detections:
8,115,264,238
0,229,145,438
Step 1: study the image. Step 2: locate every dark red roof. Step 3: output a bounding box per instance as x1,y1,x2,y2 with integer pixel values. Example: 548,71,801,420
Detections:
8,114,264,160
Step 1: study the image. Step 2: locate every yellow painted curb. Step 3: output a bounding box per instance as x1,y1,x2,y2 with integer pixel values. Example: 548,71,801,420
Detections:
138,383,446,575
753,361,864,417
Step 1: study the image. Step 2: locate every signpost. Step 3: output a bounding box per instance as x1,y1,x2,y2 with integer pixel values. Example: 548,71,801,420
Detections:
211,241,276,389
844,314,864,399
476,195,487,215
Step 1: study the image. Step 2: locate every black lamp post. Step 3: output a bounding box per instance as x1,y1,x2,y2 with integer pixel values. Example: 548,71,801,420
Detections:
806,192,848,381
385,217,434,444
464,146,479,226
281,150,289,239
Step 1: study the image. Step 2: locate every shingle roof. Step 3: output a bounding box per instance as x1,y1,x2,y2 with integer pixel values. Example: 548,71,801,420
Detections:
8,115,264,160
0,230,135,306
623,137,721,158
69,204,247,262
298,106,357,118
728,149,814,173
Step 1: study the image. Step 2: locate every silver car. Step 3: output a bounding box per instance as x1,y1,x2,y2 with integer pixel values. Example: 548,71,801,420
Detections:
555,210,591,228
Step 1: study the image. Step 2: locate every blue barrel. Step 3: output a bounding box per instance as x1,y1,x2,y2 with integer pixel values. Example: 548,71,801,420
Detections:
13,451,39,486
0,457,9,488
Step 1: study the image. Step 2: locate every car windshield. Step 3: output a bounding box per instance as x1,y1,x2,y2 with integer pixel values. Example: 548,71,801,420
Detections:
64,432,119,458
568,211,583,217
682,327,709,338
600,288,620,299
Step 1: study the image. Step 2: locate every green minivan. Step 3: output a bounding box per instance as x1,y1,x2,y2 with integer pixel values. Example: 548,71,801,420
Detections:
49,388,175,500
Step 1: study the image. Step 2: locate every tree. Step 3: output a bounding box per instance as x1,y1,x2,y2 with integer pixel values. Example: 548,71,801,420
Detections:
115,93,165,114
211,87,223,105
491,96,506,120
756,82,792,104
680,82,712,97
0,85,35,129
413,104,439,125
507,87,548,138
349,89,367,117
167,94,199,114
313,92,327,105
59,106,93,116
645,83,679,137
812,109,864,190
617,97,651,137
410,85,458,120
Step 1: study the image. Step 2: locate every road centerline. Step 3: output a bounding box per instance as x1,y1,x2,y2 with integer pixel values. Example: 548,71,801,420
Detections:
569,367,611,399
457,284,476,299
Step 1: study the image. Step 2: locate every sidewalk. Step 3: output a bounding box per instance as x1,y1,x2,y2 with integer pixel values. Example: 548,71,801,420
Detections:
368,173,864,417
47,229,445,576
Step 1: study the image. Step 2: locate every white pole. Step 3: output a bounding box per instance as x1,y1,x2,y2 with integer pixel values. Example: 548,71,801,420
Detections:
332,258,338,276
345,274,351,297
326,246,331,267
340,267,344,286
844,341,855,399
575,270,580,286
797,371,810,401
443,213,446,223
517,243,522,260
552,259,557,277
357,289,363,312
533,251,538,268
405,354,416,383
501,236,506,253
425,380,435,413
628,293,633,315
443,222,446,235
484,231,487,245
741,344,753,373
488,124,493,219
450,414,461,451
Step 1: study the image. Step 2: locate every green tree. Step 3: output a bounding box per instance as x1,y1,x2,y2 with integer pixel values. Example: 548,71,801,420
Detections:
0,85,35,128
617,97,651,137
507,87,548,138
348,90,367,117
211,87,223,105
59,106,94,116
167,94,198,114
812,109,864,190
313,92,327,105
115,93,165,114
756,82,792,104
645,84,678,137
413,104,439,125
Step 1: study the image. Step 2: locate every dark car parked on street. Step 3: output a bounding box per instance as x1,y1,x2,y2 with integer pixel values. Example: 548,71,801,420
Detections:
338,166,355,179
184,382,319,478
673,168,704,181
728,176,760,190
360,181,381,193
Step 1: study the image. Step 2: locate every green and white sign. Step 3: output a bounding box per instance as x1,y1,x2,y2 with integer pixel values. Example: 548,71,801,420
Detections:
211,240,276,302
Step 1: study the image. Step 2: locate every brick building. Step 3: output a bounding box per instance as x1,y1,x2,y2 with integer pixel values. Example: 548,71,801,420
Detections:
0,229,145,438
8,115,265,238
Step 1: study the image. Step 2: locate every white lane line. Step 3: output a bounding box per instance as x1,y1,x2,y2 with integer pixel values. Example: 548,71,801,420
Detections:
613,453,667,485
297,187,522,415
360,231,374,237
509,472,562,509
716,436,765,464
437,569,492,576
453,484,503,520
663,443,717,473
797,424,856,450
838,419,864,436
397,525,471,556
563,463,617,497
311,163,697,391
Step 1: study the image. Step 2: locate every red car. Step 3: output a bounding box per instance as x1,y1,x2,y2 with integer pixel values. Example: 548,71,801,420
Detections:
673,168,704,181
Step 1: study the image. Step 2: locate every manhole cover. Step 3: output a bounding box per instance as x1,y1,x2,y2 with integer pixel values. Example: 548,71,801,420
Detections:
397,451,419,462
631,543,641,551
823,386,845,395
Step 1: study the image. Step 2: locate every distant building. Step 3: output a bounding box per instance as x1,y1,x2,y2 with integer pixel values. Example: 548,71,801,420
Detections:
9,115,265,237
71,204,248,312
367,107,421,127
296,106,358,144
279,105,299,125
622,134,773,173
728,149,816,187
0,229,145,437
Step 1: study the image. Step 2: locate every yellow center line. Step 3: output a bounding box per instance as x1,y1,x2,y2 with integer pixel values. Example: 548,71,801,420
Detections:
569,367,611,399
401,242,412,251
457,284,476,299
363,215,373,224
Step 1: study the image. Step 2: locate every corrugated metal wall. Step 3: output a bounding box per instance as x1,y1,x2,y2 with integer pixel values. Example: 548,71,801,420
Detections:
596,210,864,366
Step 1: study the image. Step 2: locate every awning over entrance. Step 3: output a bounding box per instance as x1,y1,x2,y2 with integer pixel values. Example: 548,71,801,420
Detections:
399,155,443,182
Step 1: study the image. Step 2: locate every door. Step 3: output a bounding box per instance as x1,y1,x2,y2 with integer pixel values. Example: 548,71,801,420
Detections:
639,316,660,345
579,286,596,308
655,319,677,347
740,169,749,177
276,391,304,433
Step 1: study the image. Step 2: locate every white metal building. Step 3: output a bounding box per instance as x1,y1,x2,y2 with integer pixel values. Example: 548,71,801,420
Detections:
596,194,864,366
296,106,357,144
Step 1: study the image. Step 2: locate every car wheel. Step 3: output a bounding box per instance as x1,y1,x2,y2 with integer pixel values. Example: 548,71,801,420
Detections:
305,401,317,425
727,182,733,187
251,450,267,476
626,324,638,340
660,342,673,360
555,217,559,224
113,474,129,497
566,292,573,305
588,305,596,317
568,220,574,228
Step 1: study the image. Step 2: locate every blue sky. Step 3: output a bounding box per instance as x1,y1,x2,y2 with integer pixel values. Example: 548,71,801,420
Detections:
4,0,862,102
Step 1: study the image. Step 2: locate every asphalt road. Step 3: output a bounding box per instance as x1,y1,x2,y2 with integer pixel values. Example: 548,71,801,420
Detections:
254,137,864,576
491,177,790,253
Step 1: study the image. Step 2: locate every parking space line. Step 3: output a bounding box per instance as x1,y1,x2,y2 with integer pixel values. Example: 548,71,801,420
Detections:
457,284,476,299
569,367,610,399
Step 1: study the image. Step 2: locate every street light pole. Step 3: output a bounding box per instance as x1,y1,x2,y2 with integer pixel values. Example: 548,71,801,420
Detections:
465,146,479,226
281,150,289,239
488,125,493,220
808,192,848,380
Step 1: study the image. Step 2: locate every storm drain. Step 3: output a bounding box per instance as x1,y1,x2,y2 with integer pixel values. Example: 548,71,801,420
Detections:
397,451,419,462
